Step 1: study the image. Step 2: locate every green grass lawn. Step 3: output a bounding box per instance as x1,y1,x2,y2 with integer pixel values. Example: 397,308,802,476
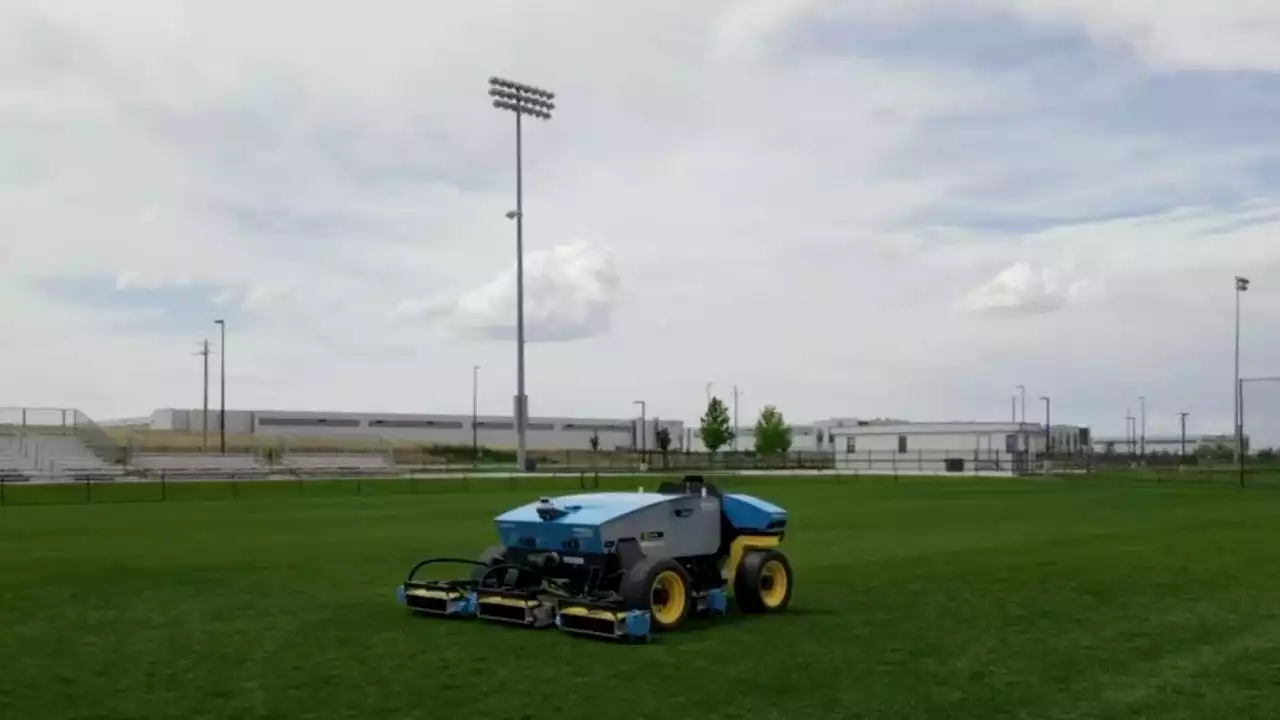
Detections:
3,476,1280,720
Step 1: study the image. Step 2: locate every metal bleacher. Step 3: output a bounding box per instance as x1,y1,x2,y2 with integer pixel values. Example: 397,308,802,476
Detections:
2,407,399,483
280,453,394,476
0,430,121,482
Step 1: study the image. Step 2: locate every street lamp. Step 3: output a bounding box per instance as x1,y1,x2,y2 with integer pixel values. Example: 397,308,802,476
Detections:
214,319,226,455
489,75,555,473
633,400,647,454
1228,271,1249,461
472,365,480,464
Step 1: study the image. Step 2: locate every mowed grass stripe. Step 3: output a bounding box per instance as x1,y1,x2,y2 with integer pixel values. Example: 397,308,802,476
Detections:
2,479,1279,720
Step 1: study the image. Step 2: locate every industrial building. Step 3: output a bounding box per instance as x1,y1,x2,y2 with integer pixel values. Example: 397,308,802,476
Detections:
129,408,686,452
1090,433,1243,456
828,421,1090,474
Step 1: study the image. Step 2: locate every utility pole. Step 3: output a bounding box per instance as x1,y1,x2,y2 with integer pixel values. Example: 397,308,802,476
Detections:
472,365,480,464
1179,411,1190,458
489,76,555,473
732,385,741,452
1139,395,1146,458
196,340,211,452
214,319,226,455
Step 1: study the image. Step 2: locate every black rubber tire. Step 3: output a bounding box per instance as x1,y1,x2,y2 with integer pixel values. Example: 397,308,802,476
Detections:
734,549,794,614
620,557,693,632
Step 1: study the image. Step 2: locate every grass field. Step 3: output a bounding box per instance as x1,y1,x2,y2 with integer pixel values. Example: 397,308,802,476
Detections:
3,476,1279,720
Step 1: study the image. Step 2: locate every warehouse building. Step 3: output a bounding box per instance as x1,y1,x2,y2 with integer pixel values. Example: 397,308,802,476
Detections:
1090,433,1243,456
135,408,685,452
828,421,1090,475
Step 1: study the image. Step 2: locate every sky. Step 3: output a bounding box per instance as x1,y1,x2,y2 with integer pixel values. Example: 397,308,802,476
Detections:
3,0,1280,442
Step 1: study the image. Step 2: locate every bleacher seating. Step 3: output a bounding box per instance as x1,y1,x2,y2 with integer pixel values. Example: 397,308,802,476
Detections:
0,432,120,481
281,453,394,476
130,454,266,478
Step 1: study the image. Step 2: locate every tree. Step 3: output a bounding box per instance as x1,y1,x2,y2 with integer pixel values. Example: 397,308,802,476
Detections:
753,405,792,455
589,431,601,452
655,426,672,454
655,426,672,468
699,397,734,454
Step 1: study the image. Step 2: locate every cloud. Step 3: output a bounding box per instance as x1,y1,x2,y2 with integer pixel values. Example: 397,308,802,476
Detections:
957,261,1089,316
396,241,621,342
4,0,1280,435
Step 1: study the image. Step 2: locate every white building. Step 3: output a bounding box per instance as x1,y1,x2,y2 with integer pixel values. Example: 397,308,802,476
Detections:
136,408,685,452
828,421,1090,475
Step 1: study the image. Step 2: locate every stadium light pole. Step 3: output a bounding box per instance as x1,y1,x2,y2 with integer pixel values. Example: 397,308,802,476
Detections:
489,76,555,473
214,318,226,455
1179,411,1190,458
1234,276,1250,466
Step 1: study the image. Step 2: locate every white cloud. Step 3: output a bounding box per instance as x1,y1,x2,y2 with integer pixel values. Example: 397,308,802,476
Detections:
397,241,621,342
985,0,1280,72
3,0,1280,435
957,261,1089,316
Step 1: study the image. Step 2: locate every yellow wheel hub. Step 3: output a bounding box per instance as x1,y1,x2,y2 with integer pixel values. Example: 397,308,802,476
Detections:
650,570,687,625
759,559,789,609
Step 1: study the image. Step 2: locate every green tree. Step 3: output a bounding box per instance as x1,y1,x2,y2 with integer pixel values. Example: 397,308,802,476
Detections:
589,431,600,452
753,405,792,455
699,397,734,454
655,426,672,468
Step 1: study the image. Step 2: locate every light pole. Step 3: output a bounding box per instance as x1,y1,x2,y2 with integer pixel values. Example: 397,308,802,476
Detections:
706,382,713,403
489,75,555,473
472,365,480,464
196,340,211,452
1234,276,1250,466
1017,385,1026,423
1040,396,1051,456
633,400,647,454
214,319,225,455
1125,414,1135,456
1179,411,1190,458
1139,395,1146,458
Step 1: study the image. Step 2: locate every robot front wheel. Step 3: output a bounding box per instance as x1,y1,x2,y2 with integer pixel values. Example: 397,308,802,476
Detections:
621,557,693,632
734,549,794,614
